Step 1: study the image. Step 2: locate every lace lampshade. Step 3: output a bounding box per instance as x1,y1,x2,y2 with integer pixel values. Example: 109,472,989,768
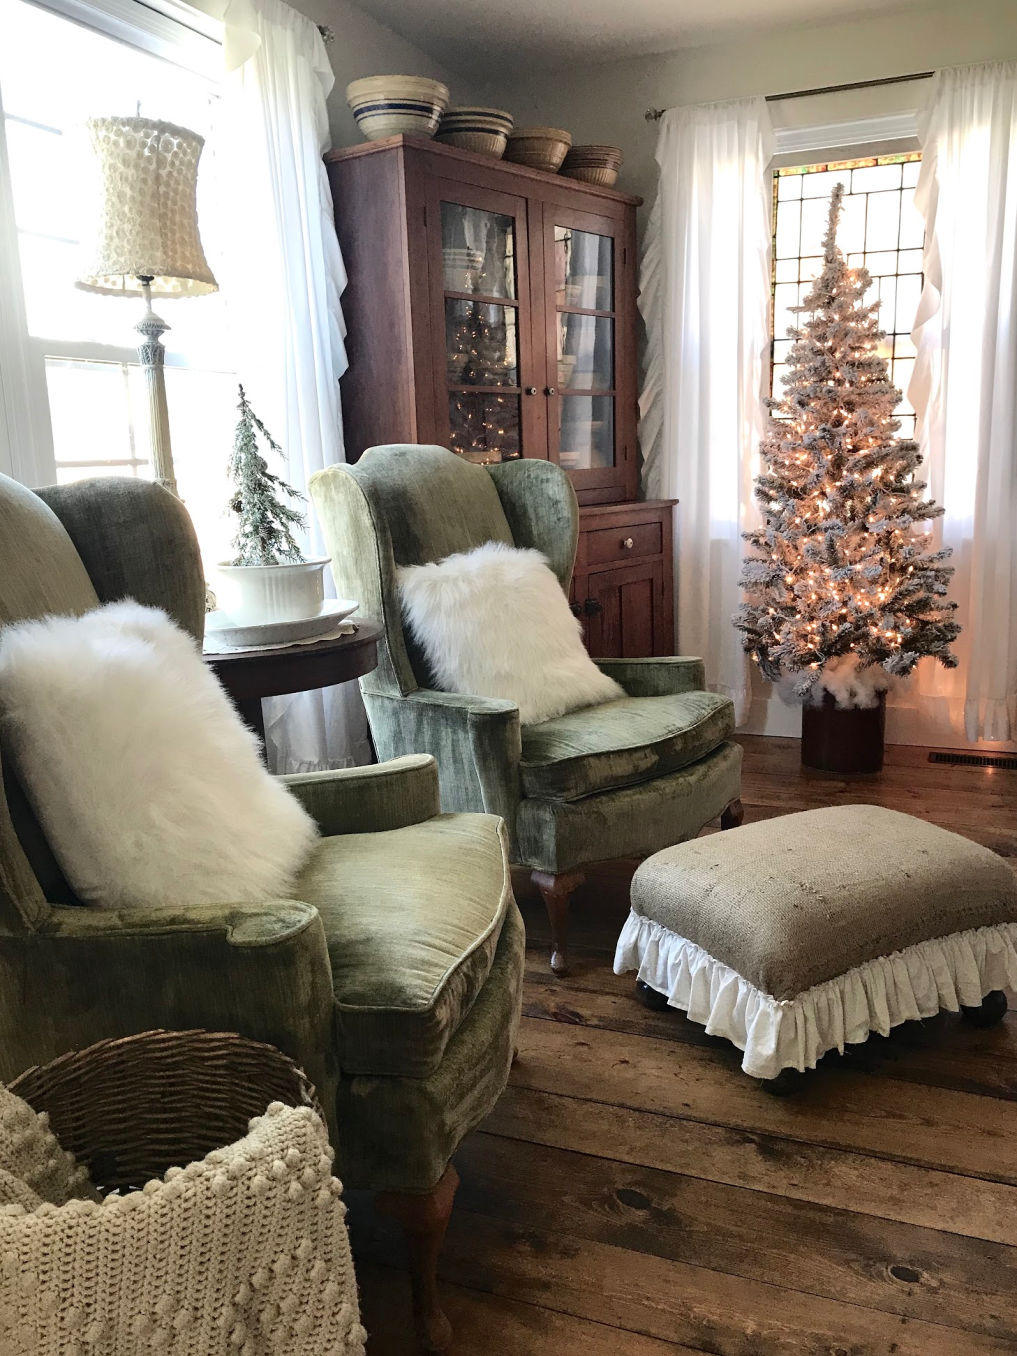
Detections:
76,116,217,297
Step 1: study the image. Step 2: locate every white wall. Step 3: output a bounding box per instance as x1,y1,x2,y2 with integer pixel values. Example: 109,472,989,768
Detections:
190,0,478,148
477,0,1017,227
300,0,480,148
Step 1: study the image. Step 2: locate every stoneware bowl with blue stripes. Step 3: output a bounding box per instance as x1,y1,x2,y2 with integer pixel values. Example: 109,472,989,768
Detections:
346,75,450,141
436,106,514,157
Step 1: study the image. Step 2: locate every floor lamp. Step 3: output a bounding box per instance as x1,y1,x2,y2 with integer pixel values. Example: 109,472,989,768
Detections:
75,117,218,498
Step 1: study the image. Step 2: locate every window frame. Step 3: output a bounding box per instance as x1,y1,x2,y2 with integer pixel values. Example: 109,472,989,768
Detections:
0,0,223,484
768,149,924,438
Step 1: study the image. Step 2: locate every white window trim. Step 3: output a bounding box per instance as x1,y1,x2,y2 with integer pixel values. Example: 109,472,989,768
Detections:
773,111,921,160
25,0,222,75
0,0,223,484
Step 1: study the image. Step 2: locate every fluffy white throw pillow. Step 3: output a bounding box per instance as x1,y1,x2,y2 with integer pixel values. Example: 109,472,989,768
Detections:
398,541,624,725
0,602,318,910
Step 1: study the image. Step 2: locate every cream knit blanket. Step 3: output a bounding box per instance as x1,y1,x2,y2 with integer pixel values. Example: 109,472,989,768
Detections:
0,1087,366,1355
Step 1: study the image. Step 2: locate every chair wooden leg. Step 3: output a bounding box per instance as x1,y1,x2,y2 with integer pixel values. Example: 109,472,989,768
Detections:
532,868,585,976
375,1163,460,1352
720,797,745,830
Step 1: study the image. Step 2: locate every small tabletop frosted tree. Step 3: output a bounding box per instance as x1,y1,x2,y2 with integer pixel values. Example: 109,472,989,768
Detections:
227,384,306,566
735,183,960,704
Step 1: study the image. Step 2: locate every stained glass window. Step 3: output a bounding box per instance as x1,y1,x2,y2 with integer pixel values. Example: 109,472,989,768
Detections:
771,153,924,438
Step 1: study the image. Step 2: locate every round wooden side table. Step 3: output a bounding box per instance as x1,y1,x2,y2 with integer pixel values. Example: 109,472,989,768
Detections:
205,620,382,747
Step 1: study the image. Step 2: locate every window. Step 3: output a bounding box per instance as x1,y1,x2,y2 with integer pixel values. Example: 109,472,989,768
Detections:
0,0,236,567
770,153,924,438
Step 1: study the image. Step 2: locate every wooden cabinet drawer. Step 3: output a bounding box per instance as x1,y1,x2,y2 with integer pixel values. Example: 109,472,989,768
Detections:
586,520,663,567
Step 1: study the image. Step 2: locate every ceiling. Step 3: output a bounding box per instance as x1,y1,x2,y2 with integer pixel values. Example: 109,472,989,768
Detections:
350,0,933,76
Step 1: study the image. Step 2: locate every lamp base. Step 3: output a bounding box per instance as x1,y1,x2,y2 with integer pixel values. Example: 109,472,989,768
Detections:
136,277,177,498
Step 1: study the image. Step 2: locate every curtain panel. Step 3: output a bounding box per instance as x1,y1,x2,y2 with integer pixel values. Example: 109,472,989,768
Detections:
639,98,774,726
218,0,370,771
910,61,1017,747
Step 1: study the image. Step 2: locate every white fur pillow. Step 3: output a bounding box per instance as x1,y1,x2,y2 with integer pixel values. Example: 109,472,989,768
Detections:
0,602,318,910
398,542,624,725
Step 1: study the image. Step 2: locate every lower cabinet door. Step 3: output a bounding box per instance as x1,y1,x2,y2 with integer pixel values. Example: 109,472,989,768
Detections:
581,560,668,658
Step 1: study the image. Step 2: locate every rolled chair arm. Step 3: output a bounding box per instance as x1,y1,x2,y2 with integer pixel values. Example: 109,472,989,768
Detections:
0,901,336,1119
366,689,522,846
595,656,707,697
280,754,440,835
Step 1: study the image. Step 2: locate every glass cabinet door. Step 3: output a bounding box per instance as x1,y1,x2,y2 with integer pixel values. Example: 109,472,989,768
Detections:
551,221,614,473
429,185,537,465
542,203,637,507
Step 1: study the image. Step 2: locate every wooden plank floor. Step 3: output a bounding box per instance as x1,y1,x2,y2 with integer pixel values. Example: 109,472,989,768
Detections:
351,735,1017,1354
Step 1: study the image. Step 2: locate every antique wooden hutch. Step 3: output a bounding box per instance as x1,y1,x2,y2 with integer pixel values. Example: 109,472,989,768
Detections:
324,134,675,657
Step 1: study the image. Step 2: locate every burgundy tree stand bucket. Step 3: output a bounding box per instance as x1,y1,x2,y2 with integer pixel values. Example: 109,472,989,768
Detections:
801,690,887,774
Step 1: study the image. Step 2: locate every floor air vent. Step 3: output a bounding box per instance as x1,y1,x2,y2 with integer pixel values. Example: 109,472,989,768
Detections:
929,751,1017,770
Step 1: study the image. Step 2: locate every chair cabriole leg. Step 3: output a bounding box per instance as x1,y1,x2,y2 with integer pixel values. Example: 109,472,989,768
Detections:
375,1163,460,1352
532,868,585,976
721,798,745,830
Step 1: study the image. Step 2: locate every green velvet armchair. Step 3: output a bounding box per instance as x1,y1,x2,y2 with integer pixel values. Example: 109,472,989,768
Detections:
0,472,524,1353
309,444,744,975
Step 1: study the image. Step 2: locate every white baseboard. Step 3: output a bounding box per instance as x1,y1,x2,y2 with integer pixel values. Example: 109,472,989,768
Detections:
737,694,1017,753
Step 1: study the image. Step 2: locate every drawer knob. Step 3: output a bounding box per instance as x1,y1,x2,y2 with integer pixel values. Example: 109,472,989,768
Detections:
622,536,635,550
525,386,538,395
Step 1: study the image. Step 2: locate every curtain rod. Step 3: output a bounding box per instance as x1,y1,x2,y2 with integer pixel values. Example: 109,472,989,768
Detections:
644,70,934,121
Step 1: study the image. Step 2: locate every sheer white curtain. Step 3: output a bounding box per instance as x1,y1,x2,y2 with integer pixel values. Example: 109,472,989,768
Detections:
640,98,774,725
218,0,370,771
910,61,1017,746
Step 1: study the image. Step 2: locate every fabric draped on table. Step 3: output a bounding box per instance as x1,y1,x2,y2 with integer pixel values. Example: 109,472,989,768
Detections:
638,98,774,728
909,61,1017,748
218,0,371,772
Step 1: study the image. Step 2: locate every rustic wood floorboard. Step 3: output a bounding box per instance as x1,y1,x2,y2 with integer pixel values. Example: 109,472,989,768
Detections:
354,736,1017,1354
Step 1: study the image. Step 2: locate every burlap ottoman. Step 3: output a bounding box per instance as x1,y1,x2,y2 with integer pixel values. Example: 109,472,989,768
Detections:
614,806,1017,1082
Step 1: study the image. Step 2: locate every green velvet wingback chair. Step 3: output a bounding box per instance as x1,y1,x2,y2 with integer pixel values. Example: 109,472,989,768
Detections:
0,471,524,1353
310,445,744,974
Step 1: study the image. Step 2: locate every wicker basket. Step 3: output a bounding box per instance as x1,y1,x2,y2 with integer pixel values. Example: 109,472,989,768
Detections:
3,1032,365,1355
10,1028,321,1192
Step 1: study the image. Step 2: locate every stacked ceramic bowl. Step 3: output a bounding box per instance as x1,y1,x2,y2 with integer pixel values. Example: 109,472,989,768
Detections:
437,107,514,158
561,144,623,187
504,126,572,173
346,75,450,141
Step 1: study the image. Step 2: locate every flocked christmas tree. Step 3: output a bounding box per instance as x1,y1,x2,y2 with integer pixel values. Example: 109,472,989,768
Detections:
227,384,306,566
735,183,960,702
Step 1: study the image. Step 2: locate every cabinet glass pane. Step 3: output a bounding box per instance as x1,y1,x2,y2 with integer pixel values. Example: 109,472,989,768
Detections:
449,392,520,463
557,312,613,390
441,202,516,299
445,300,518,386
554,226,612,311
558,395,614,471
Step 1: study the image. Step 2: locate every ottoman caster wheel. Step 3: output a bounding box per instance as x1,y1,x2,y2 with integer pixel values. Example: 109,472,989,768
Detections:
762,1068,806,1097
961,990,1008,1029
635,979,671,1012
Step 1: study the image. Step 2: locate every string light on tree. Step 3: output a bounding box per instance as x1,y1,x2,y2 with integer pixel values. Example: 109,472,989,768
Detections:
447,300,517,463
735,183,960,703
